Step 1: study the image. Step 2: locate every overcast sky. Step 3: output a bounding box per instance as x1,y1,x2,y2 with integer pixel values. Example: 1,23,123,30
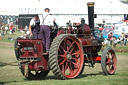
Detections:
0,0,128,14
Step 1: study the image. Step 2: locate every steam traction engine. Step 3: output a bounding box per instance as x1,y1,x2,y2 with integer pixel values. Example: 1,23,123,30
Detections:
14,2,117,80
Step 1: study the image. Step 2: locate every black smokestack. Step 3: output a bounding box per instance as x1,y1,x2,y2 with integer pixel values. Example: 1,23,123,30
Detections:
87,2,95,36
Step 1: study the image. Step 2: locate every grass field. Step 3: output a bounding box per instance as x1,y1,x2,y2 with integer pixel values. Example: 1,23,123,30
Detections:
0,31,128,85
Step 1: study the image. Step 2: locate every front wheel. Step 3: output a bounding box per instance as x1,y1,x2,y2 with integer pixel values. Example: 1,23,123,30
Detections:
101,47,117,75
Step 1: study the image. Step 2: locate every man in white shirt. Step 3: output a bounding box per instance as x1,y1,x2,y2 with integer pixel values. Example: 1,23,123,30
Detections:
5,25,8,35
38,8,53,53
29,14,40,39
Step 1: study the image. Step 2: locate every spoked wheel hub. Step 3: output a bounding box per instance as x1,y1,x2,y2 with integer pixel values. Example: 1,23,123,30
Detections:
66,52,72,60
107,58,113,65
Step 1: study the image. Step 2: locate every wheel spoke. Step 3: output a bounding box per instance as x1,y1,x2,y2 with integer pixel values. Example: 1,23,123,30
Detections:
106,58,110,65
107,64,111,72
72,51,80,58
61,64,65,73
111,65,114,70
106,61,109,65
59,60,66,66
60,45,66,53
71,61,79,69
69,47,74,54
58,48,63,54
111,53,114,59
69,62,73,71
72,50,79,55
67,42,75,52
58,55,65,58
68,64,73,75
64,62,68,73
76,54,80,58
58,58,64,62
72,57,78,62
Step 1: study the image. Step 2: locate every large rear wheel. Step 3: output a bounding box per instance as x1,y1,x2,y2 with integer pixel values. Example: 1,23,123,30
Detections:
49,34,84,80
101,47,117,75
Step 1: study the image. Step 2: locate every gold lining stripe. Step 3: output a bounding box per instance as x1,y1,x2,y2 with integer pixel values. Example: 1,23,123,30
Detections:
87,2,95,7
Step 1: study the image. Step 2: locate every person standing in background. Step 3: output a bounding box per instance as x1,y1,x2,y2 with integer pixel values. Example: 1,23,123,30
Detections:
5,25,8,35
124,33,128,46
120,33,124,47
1,24,5,36
107,31,113,46
9,21,13,34
7,18,10,25
0,18,2,33
11,18,13,22
25,25,28,34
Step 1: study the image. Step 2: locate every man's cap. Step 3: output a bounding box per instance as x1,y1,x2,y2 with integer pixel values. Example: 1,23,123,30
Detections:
44,8,50,11
34,14,39,17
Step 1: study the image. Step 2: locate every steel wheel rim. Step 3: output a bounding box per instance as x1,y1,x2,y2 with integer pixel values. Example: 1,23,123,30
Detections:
105,50,117,74
57,37,83,78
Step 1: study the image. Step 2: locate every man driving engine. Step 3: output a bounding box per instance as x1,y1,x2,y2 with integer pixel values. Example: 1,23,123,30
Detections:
38,8,53,53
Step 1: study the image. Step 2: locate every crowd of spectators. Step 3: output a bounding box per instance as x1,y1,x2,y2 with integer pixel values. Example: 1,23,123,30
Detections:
0,19,16,37
102,31,128,47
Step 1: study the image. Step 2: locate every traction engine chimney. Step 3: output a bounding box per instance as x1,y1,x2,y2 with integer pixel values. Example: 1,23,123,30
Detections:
87,2,95,36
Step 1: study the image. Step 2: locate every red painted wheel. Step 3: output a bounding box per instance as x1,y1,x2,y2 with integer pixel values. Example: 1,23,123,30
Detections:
49,34,84,79
101,47,117,75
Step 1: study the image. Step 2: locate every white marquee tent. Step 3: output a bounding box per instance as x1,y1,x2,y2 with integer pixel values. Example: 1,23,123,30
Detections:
0,0,128,15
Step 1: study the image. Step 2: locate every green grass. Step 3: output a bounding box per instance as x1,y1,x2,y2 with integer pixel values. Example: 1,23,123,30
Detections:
0,50,128,85
0,31,24,43
99,51,128,55
102,41,128,50
0,47,128,85
115,46,128,49
116,52,128,55
0,31,128,85
113,43,128,49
